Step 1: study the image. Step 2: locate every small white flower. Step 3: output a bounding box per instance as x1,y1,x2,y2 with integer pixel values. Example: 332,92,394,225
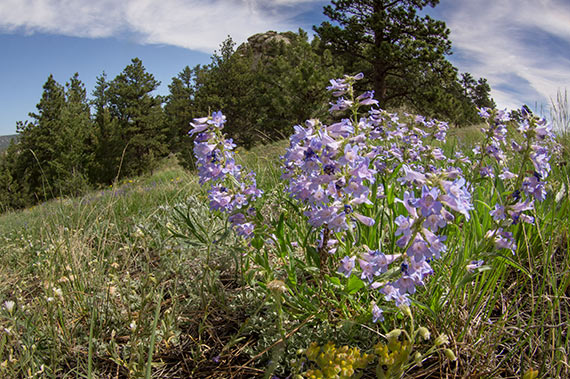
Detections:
555,184,566,203
129,321,137,331
133,226,145,238
3,300,15,313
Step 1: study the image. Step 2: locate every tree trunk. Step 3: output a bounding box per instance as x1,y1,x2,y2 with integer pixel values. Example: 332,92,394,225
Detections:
373,0,388,106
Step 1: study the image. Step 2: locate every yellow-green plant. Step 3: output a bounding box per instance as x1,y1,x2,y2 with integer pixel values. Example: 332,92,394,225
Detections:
301,306,456,379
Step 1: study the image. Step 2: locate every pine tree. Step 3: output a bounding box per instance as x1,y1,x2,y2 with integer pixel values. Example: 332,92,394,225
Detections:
165,66,196,150
164,66,198,169
314,0,452,108
191,32,342,148
17,74,66,201
471,78,495,109
0,142,27,210
106,58,167,178
51,73,94,195
9,73,95,202
90,72,123,184
193,37,259,147
253,30,343,140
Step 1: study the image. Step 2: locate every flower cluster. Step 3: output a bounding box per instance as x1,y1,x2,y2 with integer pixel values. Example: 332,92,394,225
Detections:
379,168,473,305
191,111,262,238
304,341,374,379
191,74,558,325
283,74,473,308
474,107,557,252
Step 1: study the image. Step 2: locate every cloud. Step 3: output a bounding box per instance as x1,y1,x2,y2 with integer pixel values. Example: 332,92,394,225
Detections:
439,0,570,111
0,0,326,52
0,0,124,38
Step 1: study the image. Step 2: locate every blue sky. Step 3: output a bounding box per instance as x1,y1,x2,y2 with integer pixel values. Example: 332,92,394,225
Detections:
0,0,569,135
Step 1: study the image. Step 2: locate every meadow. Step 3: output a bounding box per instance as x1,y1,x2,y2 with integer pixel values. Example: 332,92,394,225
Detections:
0,77,569,379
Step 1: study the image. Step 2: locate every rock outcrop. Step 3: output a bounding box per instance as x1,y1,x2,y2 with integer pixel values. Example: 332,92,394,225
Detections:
236,31,296,69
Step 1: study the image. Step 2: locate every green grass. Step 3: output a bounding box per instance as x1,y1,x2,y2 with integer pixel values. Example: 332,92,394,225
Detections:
0,135,569,378
0,158,211,377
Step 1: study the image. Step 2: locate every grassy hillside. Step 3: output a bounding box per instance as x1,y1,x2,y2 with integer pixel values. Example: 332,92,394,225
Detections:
0,147,285,378
0,131,568,379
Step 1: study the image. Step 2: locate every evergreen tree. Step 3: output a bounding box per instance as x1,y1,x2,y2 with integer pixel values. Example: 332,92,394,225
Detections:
190,32,342,149
5,73,94,204
471,77,495,109
253,30,343,140
415,69,496,126
314,1,498,125
164,65,197,168
90,72,123,184
314,0,452,108
193,37,259,147
460,72,477,98
106,58,167,178
52,73,94,195
17,74,66,201
0,142,27,211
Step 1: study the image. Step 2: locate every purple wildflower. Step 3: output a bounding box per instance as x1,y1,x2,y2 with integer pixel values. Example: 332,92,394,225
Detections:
371,302,384,323
338,256,356,277
192,111,262,238
466,260,484,272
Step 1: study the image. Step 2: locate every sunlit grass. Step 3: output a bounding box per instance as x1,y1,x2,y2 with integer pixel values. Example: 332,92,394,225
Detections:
0,129,569,377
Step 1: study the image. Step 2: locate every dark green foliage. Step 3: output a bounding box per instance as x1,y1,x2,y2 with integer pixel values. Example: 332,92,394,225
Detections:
0,73,94,210
413,69,495,125
314,0,494,124
17,75,67,202
189,31,342,149
314,1,451,105
463,74,495,109
0,142,27,211
249,30,343,141
89,59,168,183
193,37,259,147
105,58,168,178
165,65,196,150
52,73,94,195
0,59,170,211
90,72,123,184
164,66,198,170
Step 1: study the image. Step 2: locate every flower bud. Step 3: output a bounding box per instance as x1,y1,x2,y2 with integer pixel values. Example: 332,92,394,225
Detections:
386,329,402,340
417,327,430,340
267,280,287,294
443,348,457,361
413,351,423,366
400,305,412,318
434,334,449,346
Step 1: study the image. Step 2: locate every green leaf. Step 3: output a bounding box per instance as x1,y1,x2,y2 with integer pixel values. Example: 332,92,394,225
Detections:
251,235,264,250
347,274,365,294
326,275,341,286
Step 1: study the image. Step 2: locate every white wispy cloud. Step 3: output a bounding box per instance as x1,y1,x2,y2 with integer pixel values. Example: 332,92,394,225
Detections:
0,0,124,38
439,0,570,111
5,0,566,115
0,0,325,52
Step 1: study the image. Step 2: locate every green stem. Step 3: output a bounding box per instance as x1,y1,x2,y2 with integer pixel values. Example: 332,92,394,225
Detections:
145,287,163,379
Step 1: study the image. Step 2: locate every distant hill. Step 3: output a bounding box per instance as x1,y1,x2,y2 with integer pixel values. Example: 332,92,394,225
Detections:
0,134,18,152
